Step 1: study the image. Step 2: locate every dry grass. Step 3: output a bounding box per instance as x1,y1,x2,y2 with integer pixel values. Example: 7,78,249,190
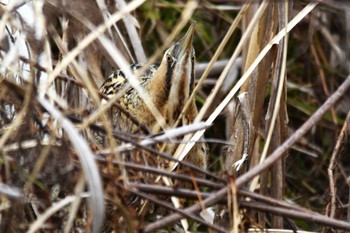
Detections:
1,0,350,232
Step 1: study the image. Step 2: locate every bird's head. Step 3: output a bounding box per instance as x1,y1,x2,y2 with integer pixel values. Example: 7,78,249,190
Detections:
160,22,196,96
147,23,196,125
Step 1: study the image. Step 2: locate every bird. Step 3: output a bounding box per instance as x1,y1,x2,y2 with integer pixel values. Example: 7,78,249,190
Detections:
98,23,207,170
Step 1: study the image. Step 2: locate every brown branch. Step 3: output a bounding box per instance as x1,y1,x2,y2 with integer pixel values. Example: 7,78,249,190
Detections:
240,201,350,231
135,183,340,231
96,156,225,189
117,183,227,233
138,184,350,231
327,110,350,218
238,189,314,214
130,183,215,200
132,182,324,216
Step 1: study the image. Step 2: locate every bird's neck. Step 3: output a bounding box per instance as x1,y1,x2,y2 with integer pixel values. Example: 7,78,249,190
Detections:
147,63,193,126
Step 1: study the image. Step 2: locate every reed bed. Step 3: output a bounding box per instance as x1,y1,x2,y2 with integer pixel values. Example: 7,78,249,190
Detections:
0,0,350,232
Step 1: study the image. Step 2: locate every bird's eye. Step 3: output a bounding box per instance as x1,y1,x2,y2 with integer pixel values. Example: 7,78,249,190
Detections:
191,51,196,62
166,54,172,62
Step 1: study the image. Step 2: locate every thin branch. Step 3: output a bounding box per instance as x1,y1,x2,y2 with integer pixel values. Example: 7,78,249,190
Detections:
241,201,350,231
120,183,227,233
327,110,350,218
96,157,224,188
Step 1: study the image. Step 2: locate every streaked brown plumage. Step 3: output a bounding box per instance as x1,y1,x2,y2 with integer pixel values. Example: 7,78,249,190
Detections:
99,23,207,169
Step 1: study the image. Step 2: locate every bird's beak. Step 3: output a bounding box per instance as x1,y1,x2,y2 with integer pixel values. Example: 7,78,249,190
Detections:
177,22,195,59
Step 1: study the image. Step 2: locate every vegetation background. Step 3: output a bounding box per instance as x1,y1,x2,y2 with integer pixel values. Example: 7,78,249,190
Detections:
0,0,350,232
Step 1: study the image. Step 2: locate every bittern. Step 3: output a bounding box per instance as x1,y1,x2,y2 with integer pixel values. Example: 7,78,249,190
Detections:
99,23,207,169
